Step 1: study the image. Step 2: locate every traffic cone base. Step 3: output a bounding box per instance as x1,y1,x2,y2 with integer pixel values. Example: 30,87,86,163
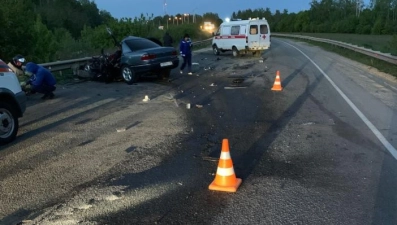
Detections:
209,178,242,193
271,85,283,91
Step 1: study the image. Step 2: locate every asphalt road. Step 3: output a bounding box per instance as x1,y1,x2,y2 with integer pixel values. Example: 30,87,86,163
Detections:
1,38,397,225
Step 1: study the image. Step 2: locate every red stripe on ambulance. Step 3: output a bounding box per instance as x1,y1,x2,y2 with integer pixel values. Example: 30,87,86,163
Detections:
215,35,246,39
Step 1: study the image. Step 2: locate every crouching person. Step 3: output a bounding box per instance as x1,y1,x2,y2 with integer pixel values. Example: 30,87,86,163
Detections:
25,62,57,100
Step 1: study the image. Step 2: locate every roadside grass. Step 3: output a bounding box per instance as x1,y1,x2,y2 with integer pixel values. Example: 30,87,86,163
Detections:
284,37,397,78
279,33,396,55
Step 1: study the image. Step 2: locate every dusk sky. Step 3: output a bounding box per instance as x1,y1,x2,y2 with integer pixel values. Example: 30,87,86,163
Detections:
92,0,322,19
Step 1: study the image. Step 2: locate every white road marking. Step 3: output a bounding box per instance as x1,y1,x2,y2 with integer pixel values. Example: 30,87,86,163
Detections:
281,40,397,160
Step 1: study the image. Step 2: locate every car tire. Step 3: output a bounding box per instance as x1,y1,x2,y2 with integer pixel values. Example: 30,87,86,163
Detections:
158,69,171,80
232,46,239,57
253,50,261,57
213,45,220,55
0,102,19,145
121,66,138,85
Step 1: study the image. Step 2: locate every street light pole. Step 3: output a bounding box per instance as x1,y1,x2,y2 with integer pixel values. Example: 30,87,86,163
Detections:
192,7,198,23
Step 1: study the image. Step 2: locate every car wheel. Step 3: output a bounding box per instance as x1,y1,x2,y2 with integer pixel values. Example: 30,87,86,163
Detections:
232,47,239,57
213,45,220,55
121,66,137,85
158,69,171,80
0,102,19,145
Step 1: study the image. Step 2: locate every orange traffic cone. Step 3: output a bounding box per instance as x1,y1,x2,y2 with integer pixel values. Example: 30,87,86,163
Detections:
271,70,283,91
209,139,242,193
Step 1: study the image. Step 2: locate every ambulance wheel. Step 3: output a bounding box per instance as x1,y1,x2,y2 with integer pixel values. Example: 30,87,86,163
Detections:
253,50,261,56
232,47,239,57
213,45,220,55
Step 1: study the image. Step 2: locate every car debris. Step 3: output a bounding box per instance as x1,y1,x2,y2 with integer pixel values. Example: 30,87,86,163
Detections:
232,78,245,83
116,128,126,132
224,86,247,89
142,95,150,102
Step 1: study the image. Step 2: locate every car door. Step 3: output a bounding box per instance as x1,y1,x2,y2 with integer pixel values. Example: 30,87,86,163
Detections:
259,23,270,49
247,22,260,49
220,26,231,49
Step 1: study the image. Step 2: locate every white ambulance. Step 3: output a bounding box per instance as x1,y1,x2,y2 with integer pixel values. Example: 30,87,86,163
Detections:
212,18,271,57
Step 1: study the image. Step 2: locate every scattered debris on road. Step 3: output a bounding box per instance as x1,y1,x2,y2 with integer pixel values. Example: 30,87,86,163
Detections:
201,155,219,162
224,86,248,89
174,99,179,107
116,128,126,132
76,204,92,210
105,195,121,201
143,95,150,102
232,78,245,84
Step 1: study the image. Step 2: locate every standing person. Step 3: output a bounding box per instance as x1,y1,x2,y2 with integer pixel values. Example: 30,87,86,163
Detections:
25,62,57,100
163,31,174,47
179,34,193,75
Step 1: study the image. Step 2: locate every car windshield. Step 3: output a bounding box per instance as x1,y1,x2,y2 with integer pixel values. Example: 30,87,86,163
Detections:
124,39,160,51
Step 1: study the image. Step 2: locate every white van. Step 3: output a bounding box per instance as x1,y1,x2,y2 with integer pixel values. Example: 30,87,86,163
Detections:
212,18,271,57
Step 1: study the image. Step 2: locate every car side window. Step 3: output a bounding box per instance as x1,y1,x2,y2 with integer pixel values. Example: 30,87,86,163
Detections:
250,25,258,35
221,26,230,35
260,25,268,34
231,26,240,35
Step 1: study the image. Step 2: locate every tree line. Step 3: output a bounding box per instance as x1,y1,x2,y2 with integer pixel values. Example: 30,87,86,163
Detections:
232,0,397,34
0,0,217,63
2,0,396,64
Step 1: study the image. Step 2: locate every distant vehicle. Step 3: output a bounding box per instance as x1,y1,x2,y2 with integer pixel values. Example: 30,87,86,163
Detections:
203,22,215,32
212,17,271,57
0,59,26,145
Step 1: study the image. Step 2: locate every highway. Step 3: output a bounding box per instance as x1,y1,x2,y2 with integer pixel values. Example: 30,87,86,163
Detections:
1,37,397,225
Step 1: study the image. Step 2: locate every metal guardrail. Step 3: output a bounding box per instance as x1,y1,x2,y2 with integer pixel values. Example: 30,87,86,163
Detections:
272,33,397,65
38,38,213,72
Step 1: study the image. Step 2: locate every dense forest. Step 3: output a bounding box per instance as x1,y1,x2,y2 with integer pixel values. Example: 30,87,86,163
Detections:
232,0,397,34
1,0,396,64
